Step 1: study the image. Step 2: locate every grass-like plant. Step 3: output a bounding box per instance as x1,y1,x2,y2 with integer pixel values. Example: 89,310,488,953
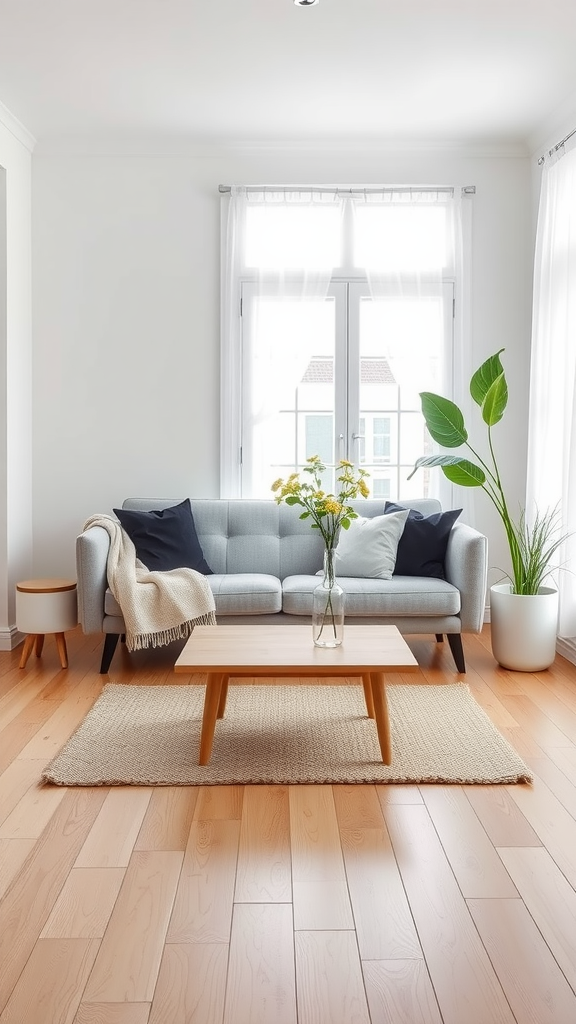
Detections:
408,348,566,595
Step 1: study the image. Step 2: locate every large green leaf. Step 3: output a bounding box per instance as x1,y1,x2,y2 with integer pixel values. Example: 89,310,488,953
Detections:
420,393,468,448
470,349,505,406
408,455,485,487
481,373,508,426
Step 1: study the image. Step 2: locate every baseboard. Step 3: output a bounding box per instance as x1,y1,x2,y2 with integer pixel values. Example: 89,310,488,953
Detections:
557,637,576,667
0,627,25,652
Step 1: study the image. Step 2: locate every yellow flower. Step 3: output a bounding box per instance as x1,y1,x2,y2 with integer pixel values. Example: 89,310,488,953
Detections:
271,478,283,493
323,498,342,515
359,479,370,498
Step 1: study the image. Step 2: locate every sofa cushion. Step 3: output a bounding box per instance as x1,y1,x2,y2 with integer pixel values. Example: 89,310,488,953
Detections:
282,574,461,617
384,502,462,579
208,574,282,615
334,509,409,579
113,498,213,574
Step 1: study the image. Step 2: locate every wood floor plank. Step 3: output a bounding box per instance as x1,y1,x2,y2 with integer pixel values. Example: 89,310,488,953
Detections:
167,819,240,943
194,785,243,821
74,1004,151,1024
506,773,576,889
382,803,516,1024
0,758,49,826
83,850,183,1003
223,903,297,1024
340,827,422,960
463,784,543,847
134,786,198,851
514,674,576,743
467,897,576,1024
420,786,519,897
40,867,125,938
148,943,228,1024
499,694,574,751
16,684,102,761
0,838,36,900
0,780,67,839
545,744,576,786
332,783,385,828
74,788,153,867
362,959,443,1024
525,755,576,817
497,846,576,992
295,930,371,1024
0,938,100,1024
375,784,424,805
234,785,291,903
0,788,108,1014
289,786,354,931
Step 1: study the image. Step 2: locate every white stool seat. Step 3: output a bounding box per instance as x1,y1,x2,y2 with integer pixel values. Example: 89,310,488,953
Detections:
16,579,77,669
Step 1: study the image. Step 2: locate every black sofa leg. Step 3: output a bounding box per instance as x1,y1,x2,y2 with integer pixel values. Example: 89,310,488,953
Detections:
435,634,444,642
100,634,120,674
447,633,466,673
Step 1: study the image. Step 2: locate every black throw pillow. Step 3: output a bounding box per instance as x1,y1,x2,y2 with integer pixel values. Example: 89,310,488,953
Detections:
383,501,462,579
113,499,213,574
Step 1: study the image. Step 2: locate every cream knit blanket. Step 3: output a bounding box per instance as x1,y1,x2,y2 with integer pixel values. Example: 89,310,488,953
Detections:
84,514,217,651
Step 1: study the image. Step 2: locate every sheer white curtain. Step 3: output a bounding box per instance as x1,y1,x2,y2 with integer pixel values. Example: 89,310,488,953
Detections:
352,189,472,514
220,187,343,496
526,140,576,643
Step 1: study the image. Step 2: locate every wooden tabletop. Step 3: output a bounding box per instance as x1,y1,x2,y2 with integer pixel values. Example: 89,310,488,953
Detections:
175,624,419,677
16,579,77,594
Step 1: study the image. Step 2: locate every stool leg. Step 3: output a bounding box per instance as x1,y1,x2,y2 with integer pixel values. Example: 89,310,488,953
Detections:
35,635,45,657
55,633,69,669
19,634,37,669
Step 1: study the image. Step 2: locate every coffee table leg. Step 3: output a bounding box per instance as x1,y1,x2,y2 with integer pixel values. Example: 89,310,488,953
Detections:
217,676,229,718
199,673,224,766
361,674,375,719
369,672,392,765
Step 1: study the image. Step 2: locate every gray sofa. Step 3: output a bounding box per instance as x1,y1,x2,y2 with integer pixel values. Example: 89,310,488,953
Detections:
76,497,488,675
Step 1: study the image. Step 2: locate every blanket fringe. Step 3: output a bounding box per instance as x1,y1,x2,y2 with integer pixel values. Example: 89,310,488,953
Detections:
127,610,217,651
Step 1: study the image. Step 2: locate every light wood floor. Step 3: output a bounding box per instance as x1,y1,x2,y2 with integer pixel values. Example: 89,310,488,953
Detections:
1,626,576,1024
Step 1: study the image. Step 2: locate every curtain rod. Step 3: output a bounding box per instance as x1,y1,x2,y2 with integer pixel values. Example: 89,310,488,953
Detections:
218,184,476,195
537,126,576,166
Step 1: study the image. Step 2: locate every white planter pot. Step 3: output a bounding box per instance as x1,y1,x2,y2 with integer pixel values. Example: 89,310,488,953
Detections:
490,583,559,672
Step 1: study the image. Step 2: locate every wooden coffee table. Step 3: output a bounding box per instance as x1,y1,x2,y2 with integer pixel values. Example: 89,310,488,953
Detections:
174,624,419,766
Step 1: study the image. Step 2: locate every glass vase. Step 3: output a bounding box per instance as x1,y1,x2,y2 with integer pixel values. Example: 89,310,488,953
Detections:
312,548,344,647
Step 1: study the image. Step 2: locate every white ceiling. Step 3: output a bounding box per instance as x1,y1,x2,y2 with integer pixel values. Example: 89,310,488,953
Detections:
1,0,575,151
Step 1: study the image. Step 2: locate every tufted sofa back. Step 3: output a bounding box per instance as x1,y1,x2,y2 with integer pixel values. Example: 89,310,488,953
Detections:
122,498,441,580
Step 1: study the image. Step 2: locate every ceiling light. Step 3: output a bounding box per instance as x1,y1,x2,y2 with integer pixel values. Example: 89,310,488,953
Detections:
294,0,319,6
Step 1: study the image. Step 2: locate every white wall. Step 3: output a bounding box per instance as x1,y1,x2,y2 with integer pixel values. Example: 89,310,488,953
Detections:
0,108,33,649
31,144,533,588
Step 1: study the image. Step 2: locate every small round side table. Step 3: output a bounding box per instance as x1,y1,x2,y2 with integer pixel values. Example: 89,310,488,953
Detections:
16,579,78,670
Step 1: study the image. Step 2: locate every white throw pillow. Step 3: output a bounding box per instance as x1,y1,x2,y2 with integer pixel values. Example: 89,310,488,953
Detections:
333,509,410,579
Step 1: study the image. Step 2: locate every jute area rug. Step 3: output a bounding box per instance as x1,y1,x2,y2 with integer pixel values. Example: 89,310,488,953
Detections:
42,682,532,786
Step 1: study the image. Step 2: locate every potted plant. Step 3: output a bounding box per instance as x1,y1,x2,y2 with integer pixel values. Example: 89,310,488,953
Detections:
408,349,566,671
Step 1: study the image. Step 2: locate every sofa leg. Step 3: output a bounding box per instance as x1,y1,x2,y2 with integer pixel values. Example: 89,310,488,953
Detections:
447,633,466,673
435,634,444,642
100,634,120,674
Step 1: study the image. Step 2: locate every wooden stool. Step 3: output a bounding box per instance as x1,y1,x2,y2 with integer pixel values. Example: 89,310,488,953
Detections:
16,579,78,669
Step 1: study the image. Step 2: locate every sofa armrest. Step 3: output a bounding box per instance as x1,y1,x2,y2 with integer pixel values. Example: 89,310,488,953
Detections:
443,522,488,633
76,526,110,634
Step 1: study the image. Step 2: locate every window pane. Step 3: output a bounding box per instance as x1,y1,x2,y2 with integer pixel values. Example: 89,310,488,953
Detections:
354,204,448,272
245,204,341,270
244,295,336,496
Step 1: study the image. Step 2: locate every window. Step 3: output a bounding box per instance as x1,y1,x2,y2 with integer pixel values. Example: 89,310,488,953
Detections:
222,187,465,500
